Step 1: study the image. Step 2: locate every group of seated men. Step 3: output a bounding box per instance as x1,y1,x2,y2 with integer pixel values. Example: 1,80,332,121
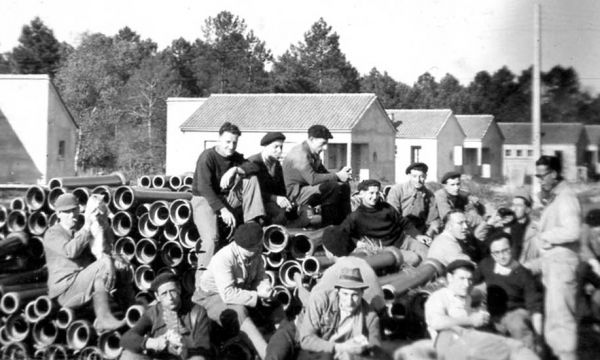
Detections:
40,120,598,360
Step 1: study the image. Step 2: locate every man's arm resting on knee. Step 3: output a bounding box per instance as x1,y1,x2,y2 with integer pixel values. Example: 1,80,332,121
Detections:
120,312,154,353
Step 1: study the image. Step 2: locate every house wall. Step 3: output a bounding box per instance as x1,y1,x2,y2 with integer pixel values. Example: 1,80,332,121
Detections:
166,98,207,175
0,75,50,183
351,104,395,183
437,115,465,181
481,123,504,180
395,138,437,183
503,144,580,182
46,83,77,180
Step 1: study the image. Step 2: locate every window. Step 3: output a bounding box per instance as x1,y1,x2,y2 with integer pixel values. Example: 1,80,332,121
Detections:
527,150,533,157
58,140,65,158
516,150,523,157
505,149,512,157
410,146,421,164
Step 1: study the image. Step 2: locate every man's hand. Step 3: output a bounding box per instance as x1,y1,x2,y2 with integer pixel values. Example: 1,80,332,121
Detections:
275,196,293,211
469,310,490,327
336,166,352,182
145,334,168,351
415,235,432,246
220,167,239,190
531,312,543,335
219,208,236,228
256,282,273,299
589,259,600,278
334,338,368,355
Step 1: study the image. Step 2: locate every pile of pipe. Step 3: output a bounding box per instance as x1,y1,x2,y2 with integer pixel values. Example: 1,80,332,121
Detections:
0,173,447,359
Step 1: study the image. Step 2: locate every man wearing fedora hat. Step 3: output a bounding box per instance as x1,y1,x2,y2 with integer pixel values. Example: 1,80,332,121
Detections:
43,193,131,333
248,132,293,225
120,273,211,360
297,267,381,360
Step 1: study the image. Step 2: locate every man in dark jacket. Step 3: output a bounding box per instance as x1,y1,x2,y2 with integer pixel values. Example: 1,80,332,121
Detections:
120,273,211,360
282,125,351,226
248,132,292,225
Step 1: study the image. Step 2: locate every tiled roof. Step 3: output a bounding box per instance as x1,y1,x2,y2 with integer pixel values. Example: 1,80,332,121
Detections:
180,93,388,131
386,109,457,138
585,125,600,145
456,115,495,140
499,122,585,145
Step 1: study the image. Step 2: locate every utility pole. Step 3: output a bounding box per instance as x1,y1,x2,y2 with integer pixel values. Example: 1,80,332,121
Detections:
532,2,542,199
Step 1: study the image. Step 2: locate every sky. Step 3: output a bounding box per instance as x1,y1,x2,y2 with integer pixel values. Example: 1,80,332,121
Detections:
2,0,600,93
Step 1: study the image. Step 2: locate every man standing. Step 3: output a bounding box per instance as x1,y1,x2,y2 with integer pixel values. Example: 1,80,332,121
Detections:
298,267,382,360
43,194,128,333
248,132,293,225
120,273,211,360
473,231,543,350
427,210,483,267
386,162,439,238
535,155,581,360
283,124,351,226
191,122,266,271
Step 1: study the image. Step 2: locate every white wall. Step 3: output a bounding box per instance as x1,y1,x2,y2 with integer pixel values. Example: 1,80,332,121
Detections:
395,138,437,182
166,98,206,175
503,144,579,182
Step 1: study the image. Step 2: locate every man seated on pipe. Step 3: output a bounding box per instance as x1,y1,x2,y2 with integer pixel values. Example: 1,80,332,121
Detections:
296,267,385,360
425,259,539,360
194,223,284,360
43,193,132,333
248,132,294,226
471,231,543,352
340,179,429,266
282,124,352,227
191,122,266,275
120,273,211,360
386,162,440,241
427,209,488,268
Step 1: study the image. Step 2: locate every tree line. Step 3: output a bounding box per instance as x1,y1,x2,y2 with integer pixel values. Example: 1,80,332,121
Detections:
1,12,599,178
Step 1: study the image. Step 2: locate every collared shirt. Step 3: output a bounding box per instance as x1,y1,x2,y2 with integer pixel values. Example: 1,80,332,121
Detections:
198,242,269,307
386,182,439,235
434,188,470,220
427,231,472,267
248,152,287,202
538,180,581,254
425,287,475,340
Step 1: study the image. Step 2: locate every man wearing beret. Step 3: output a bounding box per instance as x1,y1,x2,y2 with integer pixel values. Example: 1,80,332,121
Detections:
194,223,284,360
43,193,130,333
248,132,293,225
282,124,352,226
386,162,440,239
120,273,211,360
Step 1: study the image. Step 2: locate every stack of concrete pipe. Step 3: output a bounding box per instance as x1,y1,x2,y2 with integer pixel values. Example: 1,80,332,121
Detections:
0,173,446,359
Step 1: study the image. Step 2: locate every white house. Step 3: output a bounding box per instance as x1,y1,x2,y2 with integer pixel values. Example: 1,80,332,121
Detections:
585,124,600,176
0,74,78,184
455,115,504,180
387,109,465,183
167,93,396,183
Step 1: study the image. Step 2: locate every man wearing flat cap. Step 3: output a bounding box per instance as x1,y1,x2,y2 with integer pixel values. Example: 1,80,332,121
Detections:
297,267,382,360
43,193,131,333
194,223,283,360
283,124,352,227
386,162,440,239
248,132,293,225
120,273,211,360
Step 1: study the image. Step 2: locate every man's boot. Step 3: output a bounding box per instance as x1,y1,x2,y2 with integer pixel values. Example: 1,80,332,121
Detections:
93,289,126,333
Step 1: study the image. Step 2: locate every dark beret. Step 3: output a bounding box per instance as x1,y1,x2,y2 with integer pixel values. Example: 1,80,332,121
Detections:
446,259,476,274
322,225,355,257
233,222,264,250
406,162,429,174
441,171,461,184
150,273,179,292
260,132,286,146
308,125,333,140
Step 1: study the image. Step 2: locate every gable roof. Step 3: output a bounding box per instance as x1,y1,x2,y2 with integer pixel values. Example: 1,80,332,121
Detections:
386,109,463,138
499,122,585,145
585,125,600,145
180,93,391,131
456,115,496,140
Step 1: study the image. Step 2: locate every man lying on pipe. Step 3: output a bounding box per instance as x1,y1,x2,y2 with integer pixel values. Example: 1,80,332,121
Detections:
43,194,134,333
120,273,212,360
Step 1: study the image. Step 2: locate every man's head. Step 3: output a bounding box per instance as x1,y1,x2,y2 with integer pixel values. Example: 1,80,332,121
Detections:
306,125,333,155
322,225,356,259
443,210,469,240
446,259,476,297
357,179,381,208
441,172,461,196
334,267,367,313
535,155,562,192
487,231,514,267
261,132,286,161
406,162,428,190
511,189,532,221
217,122,242,157
55,194,80,231
151,273,181,311
233,222,264,258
